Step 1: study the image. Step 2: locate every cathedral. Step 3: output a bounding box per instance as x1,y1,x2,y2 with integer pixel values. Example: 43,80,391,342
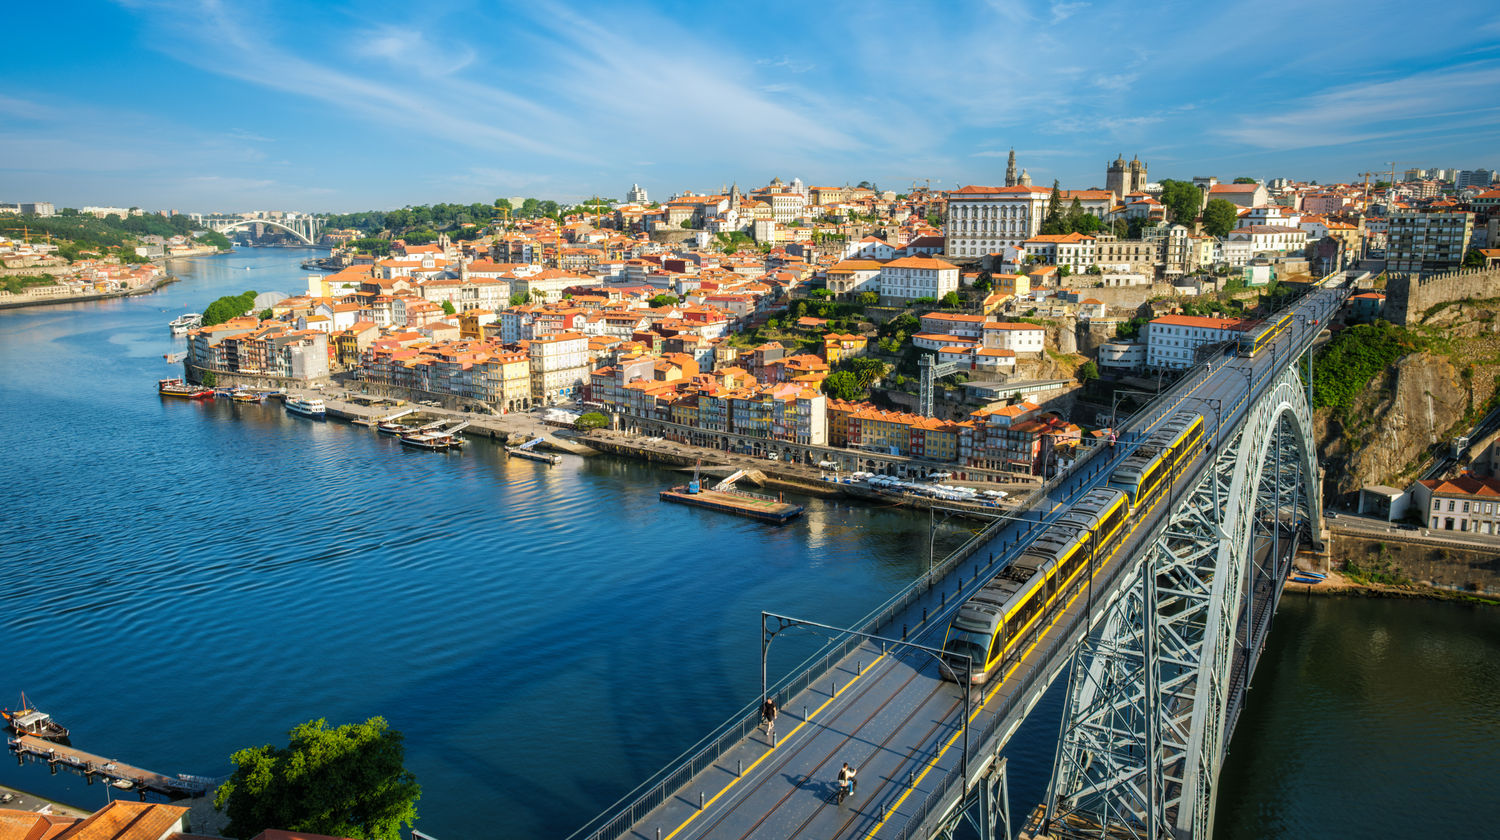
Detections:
1106,154,1148,200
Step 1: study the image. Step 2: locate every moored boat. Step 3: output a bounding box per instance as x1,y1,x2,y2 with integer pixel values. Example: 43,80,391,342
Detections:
231,389,262,403
158,378,214,399
285,396,326,418
377,421,411,436
2,693,71,743
168,313,202,335
399,432,462,451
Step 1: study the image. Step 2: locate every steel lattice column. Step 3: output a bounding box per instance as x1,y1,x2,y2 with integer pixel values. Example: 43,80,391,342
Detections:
1042,364,1318,840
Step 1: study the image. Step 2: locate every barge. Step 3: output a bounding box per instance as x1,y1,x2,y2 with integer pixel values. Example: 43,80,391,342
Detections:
659,480,803,524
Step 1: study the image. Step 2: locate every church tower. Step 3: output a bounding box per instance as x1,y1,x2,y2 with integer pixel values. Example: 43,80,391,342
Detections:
1129,155,1148,194
1107,153,1128,200
1005,149,1018,188
1019,168,1032,187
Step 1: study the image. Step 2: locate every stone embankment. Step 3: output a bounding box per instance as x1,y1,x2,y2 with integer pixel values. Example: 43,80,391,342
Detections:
0,274,179,310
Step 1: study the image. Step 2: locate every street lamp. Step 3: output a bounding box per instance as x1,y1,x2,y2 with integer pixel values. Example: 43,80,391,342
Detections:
760,612,975,803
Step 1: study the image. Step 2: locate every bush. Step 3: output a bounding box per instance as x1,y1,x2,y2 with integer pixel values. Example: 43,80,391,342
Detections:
575,411,609,431
201,290,258,326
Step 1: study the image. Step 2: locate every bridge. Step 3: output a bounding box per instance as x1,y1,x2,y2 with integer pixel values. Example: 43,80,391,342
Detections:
203,214,324,245
570,275,1352,840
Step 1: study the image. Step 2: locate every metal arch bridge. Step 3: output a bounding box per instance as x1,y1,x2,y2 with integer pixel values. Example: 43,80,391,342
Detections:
572,277,1352,840
206,216,325,245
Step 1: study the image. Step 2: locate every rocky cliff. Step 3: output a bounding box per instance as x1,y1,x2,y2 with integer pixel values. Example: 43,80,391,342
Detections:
1319,299,1500,504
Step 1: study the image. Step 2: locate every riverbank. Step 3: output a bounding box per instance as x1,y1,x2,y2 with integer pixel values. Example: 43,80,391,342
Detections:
0,274,180,311
1286,568,1500,605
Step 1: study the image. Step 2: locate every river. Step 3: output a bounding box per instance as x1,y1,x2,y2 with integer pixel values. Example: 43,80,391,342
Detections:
1,247,1494,838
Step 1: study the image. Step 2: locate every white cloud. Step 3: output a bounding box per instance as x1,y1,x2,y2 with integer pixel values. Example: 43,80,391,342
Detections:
1218,63,1500,150
1050,1,1090,23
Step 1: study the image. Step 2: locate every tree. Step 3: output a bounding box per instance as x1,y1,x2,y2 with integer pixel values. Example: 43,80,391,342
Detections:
259,308,274,321
441,300,457,316
1201,199,1239,238
1077,360,1099,383
822,370,864,400
1232,177,1257,184
1158,179,1203,226
940,291,961,308
214,717,420,840
649,294,679,308
1039,180,1066,235
199,370,217,388
679,219,694,229
856,291,879,306
974,270,993,292
509,292,528,306
202,291,258,326
575,411,609,431
1058,265,1071,278
1463,248,1487,269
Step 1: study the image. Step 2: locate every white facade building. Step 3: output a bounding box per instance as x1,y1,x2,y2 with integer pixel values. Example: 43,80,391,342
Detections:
945,185,1050,259
879,257,960,302
1144,314,1249,370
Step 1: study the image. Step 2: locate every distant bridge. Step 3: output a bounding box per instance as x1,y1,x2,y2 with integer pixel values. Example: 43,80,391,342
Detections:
572,273,1354,840
205,215,324,245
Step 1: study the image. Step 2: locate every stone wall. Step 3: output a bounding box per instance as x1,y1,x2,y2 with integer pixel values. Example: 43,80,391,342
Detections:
1331,531,1500,594
185,363,330,390
1384,267,1500,325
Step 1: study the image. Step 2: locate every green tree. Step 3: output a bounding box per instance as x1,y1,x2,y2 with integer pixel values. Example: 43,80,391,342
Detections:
680,219,694,229
974,270,993,292
201,290,258,326
940,290,961,308
1201,198,1239,238
441,300,457,316
1158,179,1203,225
575,411,609,431
821,370,864,400
199,370,217,388
1039,180,1066,235
649,294,680,308
259,308,274,321
214,717,420,840
1058,265,1071,278
856,291,879,306
1232,177,1257,184
1077,360,1099,383
509,292,528,306
1463,248,1487,269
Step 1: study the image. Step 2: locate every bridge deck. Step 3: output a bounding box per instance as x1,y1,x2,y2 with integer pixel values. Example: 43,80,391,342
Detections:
612,284,1349,840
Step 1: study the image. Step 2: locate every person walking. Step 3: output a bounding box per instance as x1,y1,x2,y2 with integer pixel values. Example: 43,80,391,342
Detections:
761,697,778,743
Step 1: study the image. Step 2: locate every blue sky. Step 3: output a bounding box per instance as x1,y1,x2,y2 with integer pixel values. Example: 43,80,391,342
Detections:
3,0,1499,213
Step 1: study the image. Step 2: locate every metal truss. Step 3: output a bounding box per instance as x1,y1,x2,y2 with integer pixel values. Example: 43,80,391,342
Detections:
1041,364,1318,840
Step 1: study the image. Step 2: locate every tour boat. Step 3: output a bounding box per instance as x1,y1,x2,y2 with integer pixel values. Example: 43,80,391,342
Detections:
168,313,202,335
285,396,326,418
158,378,214,399
231,389,262,403
399,431,463,451
2,693,71,743
377,421,411,436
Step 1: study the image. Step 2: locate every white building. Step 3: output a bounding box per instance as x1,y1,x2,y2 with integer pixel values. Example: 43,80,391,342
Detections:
879,256,959,302
1144,314,1250,370
528,332,590,403
1097,340,1145,372
1412,475,1500,533
1225,225,1308,257
945,185,1050,259
981,321,1046,354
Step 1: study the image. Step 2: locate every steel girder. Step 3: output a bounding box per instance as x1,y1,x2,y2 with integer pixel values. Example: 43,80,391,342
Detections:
1042,364,1317,840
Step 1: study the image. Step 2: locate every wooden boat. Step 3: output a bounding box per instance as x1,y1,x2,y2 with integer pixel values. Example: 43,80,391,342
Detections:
231,389,262,403
377,421,411,436
399,432,461,451
2,693,70,743
158,378,214,400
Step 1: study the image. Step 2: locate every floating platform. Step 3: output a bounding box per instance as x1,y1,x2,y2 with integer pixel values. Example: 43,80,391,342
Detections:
7,734,214,800
507,447,561,464
659,485,803,524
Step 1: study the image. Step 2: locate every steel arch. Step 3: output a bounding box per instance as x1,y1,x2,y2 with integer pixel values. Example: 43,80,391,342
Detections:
1043,362,1318,840
211,217,323,245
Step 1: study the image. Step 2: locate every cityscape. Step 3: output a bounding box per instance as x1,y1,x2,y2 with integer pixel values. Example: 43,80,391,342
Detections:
2,3,1498,840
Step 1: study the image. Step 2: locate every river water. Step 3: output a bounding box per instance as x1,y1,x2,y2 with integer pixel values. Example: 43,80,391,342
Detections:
1,248,1494,838
0,248,1068,837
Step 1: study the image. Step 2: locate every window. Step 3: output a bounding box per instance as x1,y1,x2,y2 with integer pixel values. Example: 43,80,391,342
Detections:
1448,500,1456,512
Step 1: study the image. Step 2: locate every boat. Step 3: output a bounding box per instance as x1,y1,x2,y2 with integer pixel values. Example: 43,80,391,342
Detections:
285,396,326,418
168,313,202,335
158,378,214,399
399,432,459,451
377,421,412,436
110,779,134,791
231,389,262,403
2,693,71,743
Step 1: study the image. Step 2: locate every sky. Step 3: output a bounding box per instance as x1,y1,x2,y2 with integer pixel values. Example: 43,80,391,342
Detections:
3,0,1499,213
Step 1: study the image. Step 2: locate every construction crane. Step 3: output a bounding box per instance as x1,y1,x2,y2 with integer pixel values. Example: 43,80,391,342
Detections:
1357,171,1378,202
